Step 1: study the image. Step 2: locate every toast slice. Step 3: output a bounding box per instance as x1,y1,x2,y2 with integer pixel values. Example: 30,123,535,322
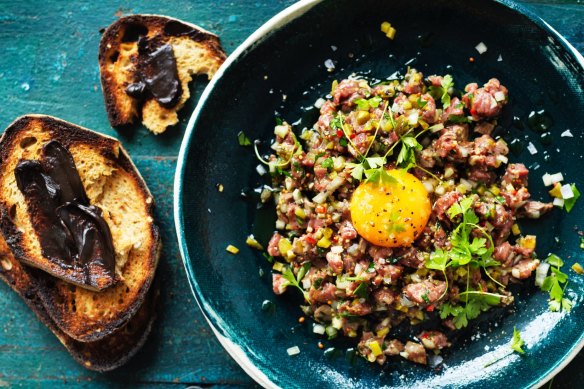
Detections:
0,115,160,341
0,235,158,372
99,14,226,134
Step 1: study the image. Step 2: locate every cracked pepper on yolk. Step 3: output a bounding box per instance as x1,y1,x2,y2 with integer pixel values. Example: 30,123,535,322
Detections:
349,169,431,248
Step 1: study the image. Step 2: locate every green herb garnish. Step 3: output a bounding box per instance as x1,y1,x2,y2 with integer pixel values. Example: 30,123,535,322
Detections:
396,135,422,170
429,74,454,107
439,292,501,329
281,263,311,302
540,254,572,312
511,327,525,354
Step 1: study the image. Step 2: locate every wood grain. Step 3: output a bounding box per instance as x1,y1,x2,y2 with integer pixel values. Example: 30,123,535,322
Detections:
0,0,581,387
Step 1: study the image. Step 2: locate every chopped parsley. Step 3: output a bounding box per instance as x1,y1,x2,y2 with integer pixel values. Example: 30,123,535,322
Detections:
280,263,311,302
540,254,572,312
396,135,422,170
440,292,501,329
429,74,454,107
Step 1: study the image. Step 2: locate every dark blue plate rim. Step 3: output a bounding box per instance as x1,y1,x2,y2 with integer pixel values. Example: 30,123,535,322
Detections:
173,1,584,387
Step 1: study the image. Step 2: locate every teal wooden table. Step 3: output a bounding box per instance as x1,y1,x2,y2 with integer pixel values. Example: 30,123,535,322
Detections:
0,1,582,387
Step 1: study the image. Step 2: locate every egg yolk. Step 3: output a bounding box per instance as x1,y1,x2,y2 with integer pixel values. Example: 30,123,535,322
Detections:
349,169,431,248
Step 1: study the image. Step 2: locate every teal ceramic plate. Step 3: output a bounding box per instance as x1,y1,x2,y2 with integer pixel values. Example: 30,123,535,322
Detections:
175,0,584,387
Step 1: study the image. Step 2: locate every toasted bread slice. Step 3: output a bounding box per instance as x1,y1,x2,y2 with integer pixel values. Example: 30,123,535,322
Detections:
99,14,226,134
0,235,158,372
0,115,160,341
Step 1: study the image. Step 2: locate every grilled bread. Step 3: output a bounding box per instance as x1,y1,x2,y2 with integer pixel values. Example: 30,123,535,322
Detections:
0,115,160,341
99,14,226,134
0,234,158,372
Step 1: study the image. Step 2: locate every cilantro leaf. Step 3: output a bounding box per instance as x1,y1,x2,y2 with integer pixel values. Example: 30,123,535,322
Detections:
426,249,448,271
237,131,252,146
366,157,386,169
440,75,454,105
540,254,572,312
396,136,422,170
347,162,365,180
511,327,525,354
565,184,580,213
429,74,454,107
280,265,310,301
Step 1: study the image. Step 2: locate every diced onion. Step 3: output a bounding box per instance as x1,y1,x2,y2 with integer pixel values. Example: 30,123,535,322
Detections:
475,42,488,54
293,189,302,202
302,278,311,289
560,184,574,199
336,278,351,289
314,97,326,109
354,263,363,275
274,125,289,138
312,192,328,204
276,220,286,230
459,146,470,158
459,179,473,191
527,142,538,155
494,91,506,102
542,173,553,187
535,262,550,287
400,295,415,307
561,129,574,138
553,198,565,207
549,172,564,184
313,324,326,335
496,155,508,164
347,244,360,256
324,59,335,71
422,180,434,193
408,112,419,125
332,317,343,330
256,164,267,176
490,96,498,109
287,346,301,356
330,245,343,254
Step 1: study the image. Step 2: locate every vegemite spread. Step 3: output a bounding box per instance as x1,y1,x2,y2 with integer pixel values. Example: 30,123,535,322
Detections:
15,141,116,288
125,38,182,108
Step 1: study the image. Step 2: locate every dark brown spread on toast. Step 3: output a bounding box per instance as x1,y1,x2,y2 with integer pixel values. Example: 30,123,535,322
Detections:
125,38,182,108
14,141,116,289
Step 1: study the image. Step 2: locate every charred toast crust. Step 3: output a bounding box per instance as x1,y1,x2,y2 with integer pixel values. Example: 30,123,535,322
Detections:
0,115,160,342
0,237,158,372
98,14,226,127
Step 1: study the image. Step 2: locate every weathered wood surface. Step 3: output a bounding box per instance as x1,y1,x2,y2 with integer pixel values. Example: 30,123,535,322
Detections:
0,0,581,387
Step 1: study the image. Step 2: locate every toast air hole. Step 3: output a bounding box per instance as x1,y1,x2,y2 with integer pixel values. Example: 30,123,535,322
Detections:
19,137,37,149
121,23,148,43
